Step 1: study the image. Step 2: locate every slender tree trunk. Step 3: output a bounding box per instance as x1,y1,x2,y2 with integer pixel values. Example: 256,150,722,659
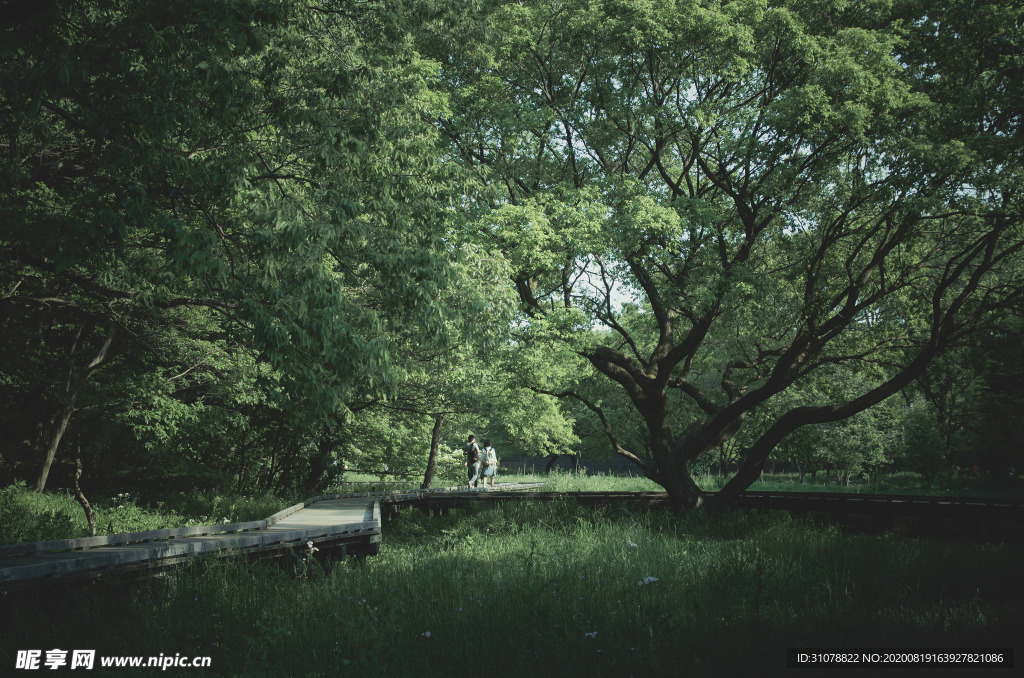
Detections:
275,431,304,492
235,427,249,493
304,436,334,493
261,423,286,490
73,445,96,537
36,400,76,493
421,413,445,489
36,325,115,492
545,454,559,473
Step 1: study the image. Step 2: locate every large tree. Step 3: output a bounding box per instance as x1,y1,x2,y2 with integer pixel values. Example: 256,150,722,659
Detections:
418,0,1024,508
1,0,455,491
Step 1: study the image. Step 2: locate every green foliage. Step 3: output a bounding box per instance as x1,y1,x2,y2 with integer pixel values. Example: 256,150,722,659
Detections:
431,447,472,487
0,483,87,544
156,491,293,525
899,404,949,484
0,0,471,495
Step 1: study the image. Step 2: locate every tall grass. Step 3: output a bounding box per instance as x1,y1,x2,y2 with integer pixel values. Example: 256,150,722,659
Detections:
325,472,423,494
0,483,294,545
497,470,662,492
502,469,1023,498
3,500,1020,677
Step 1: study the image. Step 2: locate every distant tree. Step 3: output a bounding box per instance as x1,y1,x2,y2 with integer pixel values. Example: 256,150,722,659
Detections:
961,318,1024,477
899,403,948,485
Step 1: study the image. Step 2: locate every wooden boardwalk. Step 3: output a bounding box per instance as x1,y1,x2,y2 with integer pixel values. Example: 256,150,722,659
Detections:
8,483,1015,590
0,483,543,590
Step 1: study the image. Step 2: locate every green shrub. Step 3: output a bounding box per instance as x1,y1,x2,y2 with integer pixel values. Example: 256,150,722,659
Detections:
0,483,86,544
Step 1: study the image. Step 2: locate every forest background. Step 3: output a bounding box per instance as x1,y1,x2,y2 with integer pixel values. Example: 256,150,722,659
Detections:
2,0,1023,519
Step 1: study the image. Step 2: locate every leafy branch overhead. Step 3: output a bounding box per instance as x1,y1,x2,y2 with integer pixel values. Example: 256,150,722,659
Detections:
2,0,455,420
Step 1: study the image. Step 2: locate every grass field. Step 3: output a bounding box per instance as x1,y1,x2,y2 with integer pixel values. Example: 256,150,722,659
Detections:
2,477,1021,677
490,469,1023,500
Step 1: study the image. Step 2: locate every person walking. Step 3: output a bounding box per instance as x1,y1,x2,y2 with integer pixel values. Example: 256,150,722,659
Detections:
464,434,481,489
481,439,498,489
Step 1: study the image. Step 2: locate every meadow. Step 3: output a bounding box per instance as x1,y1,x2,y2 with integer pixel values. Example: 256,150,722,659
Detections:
1,473,1022,676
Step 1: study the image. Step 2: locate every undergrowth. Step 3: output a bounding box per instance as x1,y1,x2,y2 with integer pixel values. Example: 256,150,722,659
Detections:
2,500,1021,677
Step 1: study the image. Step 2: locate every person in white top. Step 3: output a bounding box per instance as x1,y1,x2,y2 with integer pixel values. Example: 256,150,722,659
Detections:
480,439,498,489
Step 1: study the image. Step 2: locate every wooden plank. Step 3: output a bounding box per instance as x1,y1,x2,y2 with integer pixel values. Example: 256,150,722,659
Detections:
0,483,545,587
0,497,383,586
0,487,425,558
0,498,318,558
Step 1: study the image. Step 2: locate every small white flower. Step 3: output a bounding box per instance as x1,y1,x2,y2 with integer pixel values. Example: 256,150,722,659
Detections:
584,631,597,639
628,541,638,548
638,576,659,586
421,631,432,638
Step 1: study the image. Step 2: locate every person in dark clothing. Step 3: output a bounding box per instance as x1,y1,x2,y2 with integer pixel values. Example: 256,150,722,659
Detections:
464,434,481,489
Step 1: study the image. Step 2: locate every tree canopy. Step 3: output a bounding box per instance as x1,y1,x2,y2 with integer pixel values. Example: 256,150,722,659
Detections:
417,0,1024,506
1,0,1022,508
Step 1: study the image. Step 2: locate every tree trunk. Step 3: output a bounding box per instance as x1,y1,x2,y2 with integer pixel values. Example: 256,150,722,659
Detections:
36,400,76,493
261,424,286,491
304,436,334,493
659,463,705,510
421,413,445,489
36,325,115,493
73,446,97,537
275,431,304,491
235,427,249,493
545,454,559,473
632,391,708,510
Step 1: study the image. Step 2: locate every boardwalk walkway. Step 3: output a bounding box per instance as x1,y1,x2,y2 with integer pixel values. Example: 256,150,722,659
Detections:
9,484,1015,590
0,483,543,590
